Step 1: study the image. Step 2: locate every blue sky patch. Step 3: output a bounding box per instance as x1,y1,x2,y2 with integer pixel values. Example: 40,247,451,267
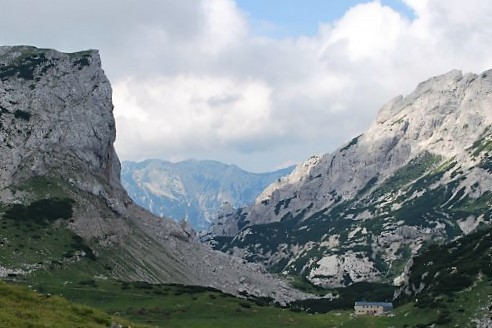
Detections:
236,0,415,38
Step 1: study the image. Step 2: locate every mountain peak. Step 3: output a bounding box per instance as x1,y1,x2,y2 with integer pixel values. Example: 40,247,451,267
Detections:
205,68,492,288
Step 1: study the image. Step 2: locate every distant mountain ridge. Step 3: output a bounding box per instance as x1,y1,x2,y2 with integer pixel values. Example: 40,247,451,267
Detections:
205,69,492,288
121,159,294,230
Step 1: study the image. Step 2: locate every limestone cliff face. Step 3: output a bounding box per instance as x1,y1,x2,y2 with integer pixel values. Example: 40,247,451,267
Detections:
212,70,492,233
206,69,492,288
0,46,305,303
0,46,124,211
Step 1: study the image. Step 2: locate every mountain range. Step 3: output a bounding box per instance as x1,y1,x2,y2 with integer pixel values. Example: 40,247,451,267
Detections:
205,69,492,289
121,159,293,230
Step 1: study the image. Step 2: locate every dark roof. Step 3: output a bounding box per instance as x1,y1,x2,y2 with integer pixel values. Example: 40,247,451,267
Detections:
354,302,393,308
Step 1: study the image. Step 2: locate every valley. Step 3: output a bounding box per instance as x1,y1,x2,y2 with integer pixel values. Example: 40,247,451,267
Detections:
0,45,490,327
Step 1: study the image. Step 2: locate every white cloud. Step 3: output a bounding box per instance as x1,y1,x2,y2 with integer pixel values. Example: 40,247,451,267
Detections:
1,0,492,171
322,2,410,61
200,0,248,53
113,75,278,160
111,0,492,170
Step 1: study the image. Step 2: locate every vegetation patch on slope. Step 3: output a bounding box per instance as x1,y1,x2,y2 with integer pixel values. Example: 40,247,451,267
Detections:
4,198,73,225
401,225,492,305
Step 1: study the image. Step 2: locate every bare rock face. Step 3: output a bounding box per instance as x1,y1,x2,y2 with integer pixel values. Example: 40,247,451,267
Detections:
206,69,492,288
0,46,306,303
0,46,126,214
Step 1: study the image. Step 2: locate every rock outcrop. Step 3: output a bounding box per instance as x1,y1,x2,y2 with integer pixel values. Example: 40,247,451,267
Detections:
0,46,121,197
206,69,492,288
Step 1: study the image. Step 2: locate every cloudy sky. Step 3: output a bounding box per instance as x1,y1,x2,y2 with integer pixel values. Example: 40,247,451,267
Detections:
1,0,492,172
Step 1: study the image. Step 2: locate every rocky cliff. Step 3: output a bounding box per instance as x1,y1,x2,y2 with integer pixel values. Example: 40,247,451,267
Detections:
205,69,492,288
0,46,305,303
121,159,293,230
0,46,121,200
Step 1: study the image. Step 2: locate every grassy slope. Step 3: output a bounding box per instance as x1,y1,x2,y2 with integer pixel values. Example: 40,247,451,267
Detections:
15,273,491,328
0,281,145,328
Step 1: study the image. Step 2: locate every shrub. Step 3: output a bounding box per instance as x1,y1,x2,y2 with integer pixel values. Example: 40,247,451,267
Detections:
13,110,31,121
78,280,97,287
4,198,73,225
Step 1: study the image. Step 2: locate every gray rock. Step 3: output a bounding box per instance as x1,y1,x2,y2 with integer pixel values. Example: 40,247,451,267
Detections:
205,69,492,288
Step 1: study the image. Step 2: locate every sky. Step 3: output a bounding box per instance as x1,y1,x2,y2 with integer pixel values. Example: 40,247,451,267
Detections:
1,0,492,172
